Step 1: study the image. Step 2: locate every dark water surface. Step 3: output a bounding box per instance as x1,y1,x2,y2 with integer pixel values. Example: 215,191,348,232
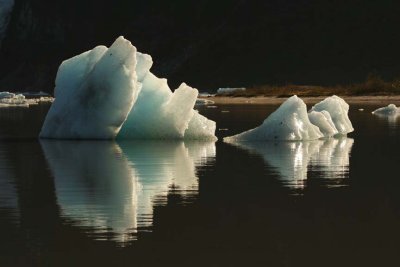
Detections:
1,103,400,266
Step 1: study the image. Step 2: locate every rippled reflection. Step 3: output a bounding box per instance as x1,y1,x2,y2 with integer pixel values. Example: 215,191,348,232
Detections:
228,138,354,189
373,113,400,129
40,140,215,243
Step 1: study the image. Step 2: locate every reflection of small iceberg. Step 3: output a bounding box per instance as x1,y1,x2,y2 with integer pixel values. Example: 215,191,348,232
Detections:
40,140,215,243
372,112,400,128
228,138,353,189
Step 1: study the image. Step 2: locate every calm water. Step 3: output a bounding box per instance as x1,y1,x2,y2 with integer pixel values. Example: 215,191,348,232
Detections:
1,102,400,266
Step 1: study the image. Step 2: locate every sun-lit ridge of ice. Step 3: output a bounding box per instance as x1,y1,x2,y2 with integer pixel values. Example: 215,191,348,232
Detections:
40,140,216,243
227,137,353,189
372,104,399,116
308,110,338,137
40,36,139,139
310,95,354,135
224,95,323,142
118,52,217,140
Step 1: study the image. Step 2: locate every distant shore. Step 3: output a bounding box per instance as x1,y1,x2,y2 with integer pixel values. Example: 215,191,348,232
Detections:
200,95,400,105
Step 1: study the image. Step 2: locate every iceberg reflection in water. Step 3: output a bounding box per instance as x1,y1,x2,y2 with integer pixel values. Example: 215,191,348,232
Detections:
40,140,215,243
228,138,354,189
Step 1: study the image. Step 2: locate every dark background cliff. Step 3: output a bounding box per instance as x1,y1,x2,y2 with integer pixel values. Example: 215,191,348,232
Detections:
0,0,400,93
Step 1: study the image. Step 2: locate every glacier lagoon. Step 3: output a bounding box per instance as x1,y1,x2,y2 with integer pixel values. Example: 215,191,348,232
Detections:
1,102,400,266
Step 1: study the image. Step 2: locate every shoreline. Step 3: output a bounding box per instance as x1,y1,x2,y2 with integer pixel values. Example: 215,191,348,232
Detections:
199,95,400,105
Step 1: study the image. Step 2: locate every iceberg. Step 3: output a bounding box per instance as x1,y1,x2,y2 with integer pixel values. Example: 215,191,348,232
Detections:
224,95,323,141
310,95,354,135
39,36,217,140
372,104,399,116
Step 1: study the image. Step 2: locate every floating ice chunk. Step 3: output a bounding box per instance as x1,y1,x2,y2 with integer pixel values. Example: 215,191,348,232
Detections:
310,95,354,135
0,92,50,107
224,95,323,141
372,104,399,116
40,36,139,139
308,110,338,137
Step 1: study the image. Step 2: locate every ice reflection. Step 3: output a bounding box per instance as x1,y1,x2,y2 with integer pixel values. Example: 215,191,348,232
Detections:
40,140,215,243
229,138,353,189
372,113,400,129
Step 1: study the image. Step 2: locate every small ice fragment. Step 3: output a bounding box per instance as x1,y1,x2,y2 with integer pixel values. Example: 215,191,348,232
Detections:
372,104,399,116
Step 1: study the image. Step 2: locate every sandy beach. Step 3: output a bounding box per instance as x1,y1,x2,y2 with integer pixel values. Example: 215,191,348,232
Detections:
200,95,400,105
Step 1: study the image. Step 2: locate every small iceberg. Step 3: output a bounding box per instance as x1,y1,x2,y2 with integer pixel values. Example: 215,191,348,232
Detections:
224,95,323,142
224,95,353,141
372,104,399,116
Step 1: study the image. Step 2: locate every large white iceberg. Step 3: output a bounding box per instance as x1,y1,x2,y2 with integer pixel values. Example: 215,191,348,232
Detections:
39,36,217,140
40,37,139,139
224,95,323,142
310,95,354,135
372,104,399,116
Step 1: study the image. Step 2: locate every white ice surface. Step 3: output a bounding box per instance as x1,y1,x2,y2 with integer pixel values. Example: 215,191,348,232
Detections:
118,53,217,140
40,36,139,139
310,95,354,135
308,110,338,137
224,95,323,141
